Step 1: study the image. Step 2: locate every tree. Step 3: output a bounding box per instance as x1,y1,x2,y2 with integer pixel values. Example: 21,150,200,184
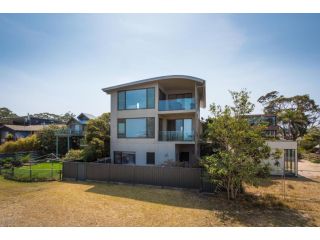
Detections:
85,113,110,160
201,90,273,200
300,127,320,152
31,111,75,123
0,107,18,123
258,91,320,140
37,125,68,155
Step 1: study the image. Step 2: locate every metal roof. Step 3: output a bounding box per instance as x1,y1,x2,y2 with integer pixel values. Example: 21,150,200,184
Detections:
102,75,205,92
102,75,206,108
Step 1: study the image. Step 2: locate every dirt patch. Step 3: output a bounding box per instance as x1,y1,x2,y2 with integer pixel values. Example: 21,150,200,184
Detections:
298,159,320,179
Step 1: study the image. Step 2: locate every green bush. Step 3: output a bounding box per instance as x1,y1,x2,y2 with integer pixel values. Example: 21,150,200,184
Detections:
64,149,85,161
0,135,40,153
0,157,14,168
19,154,32,163
11,159,23,167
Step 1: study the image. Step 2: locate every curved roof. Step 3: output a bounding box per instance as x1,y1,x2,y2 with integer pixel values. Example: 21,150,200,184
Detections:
102,75,205,93
102,75,206,108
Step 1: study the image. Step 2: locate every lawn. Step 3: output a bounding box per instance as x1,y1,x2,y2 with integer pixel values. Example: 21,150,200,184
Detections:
0,176,319,226
2,162,62,181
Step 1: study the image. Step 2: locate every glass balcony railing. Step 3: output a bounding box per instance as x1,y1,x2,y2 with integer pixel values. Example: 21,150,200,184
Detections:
158,98,195,111
159,131,194,141
54,128,84,136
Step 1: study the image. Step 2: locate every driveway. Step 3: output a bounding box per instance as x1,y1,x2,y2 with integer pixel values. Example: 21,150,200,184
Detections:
298,159,320,179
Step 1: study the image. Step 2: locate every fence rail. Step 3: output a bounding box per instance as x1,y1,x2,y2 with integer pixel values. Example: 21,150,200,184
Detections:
63,162,215,192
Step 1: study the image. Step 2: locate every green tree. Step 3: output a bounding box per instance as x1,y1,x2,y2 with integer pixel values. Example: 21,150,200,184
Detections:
201,90,272,200
300,127,320,152
37,125,67,155
31,111,75,123
0,107,18,123
85,113,110,160
258,91,320,140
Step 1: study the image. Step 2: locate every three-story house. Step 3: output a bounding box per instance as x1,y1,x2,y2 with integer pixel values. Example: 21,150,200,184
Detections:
102,75,206,166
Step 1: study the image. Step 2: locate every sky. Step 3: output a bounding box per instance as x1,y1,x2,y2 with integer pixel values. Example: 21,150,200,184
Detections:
0,14,320,118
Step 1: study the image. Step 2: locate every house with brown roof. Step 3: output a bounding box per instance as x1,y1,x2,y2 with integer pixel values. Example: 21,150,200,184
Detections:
0,124,55,144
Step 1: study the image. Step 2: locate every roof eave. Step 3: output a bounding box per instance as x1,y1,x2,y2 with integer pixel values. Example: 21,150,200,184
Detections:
102,75,206,94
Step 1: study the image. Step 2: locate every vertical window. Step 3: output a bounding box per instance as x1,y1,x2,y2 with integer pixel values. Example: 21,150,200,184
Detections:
284,149,296,173
118,91,125,110
147,117,155,138
117,119,126,138
147,88,155,109
114,151,122,164
146,152,155,165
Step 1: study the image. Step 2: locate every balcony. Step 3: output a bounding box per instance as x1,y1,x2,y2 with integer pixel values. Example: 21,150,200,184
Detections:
158,98,195,111
159,131,194,141
54,128,84,137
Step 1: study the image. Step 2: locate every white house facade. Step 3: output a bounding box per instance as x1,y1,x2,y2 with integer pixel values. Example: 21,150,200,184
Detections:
102,75,206,167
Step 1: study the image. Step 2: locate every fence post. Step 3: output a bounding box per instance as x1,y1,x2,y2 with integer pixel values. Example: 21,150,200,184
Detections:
76,162,78,181
51,161,53,180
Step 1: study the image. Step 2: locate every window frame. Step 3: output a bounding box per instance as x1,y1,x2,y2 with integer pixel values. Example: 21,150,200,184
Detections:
117,117,155,139
114,151,136,165
117,87,155,111
146,152,155,165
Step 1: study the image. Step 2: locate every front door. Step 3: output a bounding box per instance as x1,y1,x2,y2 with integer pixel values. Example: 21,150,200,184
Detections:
284,149,296,175
179,152,189,162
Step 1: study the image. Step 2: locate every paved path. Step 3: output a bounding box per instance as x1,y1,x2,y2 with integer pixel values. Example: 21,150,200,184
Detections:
298,159,320,179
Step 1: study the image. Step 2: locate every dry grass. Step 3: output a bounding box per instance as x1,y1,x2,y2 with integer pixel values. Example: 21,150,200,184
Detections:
0,176,319,226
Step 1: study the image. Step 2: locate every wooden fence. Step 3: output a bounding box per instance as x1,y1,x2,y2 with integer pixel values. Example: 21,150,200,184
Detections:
63,162,215,192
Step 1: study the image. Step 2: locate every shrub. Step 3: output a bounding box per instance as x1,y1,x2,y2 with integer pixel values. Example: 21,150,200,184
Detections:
83,145,97,162
6,133,14,141
19,154,31,163
0,135,40,153
11,159,23,167
0,157,14,168
64,149,85,161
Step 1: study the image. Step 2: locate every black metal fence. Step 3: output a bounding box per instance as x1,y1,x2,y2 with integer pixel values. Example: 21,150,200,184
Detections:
0,151,39,160
63,162,216,192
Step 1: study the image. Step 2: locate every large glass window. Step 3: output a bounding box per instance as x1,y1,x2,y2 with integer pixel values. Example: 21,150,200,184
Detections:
117,88,155,110
117,117,155,138
114,151,136,164
126,118,147,137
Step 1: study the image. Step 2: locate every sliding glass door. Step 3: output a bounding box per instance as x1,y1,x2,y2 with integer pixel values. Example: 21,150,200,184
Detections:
166,119,193,141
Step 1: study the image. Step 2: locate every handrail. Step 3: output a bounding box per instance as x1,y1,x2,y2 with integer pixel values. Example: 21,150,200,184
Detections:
158,98,195,111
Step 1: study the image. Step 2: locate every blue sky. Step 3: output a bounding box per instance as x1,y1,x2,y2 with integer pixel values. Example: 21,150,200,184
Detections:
0,14,319,118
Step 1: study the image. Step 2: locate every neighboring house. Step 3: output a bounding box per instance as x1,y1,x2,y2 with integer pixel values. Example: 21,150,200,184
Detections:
0,124,48,144
246,114,280,138
247,114,298,176
102,75,206,166
66,113,96,135
54,113,96,155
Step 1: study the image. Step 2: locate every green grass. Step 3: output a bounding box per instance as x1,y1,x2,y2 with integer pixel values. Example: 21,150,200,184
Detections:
3,162,62,181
